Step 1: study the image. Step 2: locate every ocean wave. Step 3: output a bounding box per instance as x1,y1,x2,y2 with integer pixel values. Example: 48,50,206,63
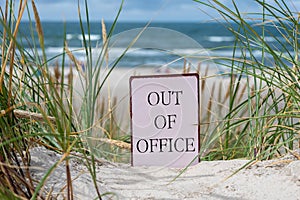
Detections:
29,45,291,68
207,36,234,43
207,36,285,44
77,34,101,41
65,34,101,41
126,49,168,56
42,46,261,60
45,47,86,54
260,36,286,43
66,34,74,40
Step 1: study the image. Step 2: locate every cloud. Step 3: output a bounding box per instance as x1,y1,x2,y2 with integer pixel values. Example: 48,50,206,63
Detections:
5,0,300,22
125,0,165,11
119,0,204,21
29,0,205,22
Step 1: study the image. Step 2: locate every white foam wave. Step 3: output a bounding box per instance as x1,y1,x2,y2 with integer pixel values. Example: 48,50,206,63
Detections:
207,35,285,44
65,34,101,41
207,36,234,43
262,36,287,43
173,48,211,56
77,34,100,41
38,46,290,68
44,46,235,62
126,49,164,56
66,34,74,40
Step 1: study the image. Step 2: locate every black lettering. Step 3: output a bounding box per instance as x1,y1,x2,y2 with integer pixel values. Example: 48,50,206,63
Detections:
154,115,166,129
172,90,183,105
147,91,159,106
186,138,196,152
136,139,148,153
150,138,158,152
159,138,168,152
168,138,173,152
174,138,184,152
167,114,177,129
161,91,172,106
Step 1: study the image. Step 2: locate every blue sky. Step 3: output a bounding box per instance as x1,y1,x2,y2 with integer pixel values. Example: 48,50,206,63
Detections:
2,0,300,22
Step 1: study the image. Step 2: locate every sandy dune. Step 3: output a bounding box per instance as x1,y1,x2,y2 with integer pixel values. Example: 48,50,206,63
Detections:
30,147,300,200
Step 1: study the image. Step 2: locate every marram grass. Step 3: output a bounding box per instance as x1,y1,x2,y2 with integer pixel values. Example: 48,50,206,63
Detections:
196,0,300,161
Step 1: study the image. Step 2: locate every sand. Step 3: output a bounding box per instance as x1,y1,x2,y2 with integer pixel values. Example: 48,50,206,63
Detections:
30,147,300,200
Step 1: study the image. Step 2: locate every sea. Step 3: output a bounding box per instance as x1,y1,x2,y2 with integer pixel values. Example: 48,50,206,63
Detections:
16,21,287,69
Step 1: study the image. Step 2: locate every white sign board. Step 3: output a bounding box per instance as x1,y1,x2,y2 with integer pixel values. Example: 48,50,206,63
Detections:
130,74,199,167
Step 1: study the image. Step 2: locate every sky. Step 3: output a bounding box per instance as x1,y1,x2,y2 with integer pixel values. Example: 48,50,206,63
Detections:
1,0,300,22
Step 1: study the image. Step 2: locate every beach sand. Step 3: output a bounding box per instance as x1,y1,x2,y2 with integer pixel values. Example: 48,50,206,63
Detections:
30,147,300,200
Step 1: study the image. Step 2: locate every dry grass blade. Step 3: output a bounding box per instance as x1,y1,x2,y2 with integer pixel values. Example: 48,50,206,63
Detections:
102,18,114,138
0,153,36,199
98,138,131,149
183,59,187,74
32,0,44,49
13,109,56,123
237,83,247,103
0,0,28,93
0,156,15,196
54,62,61,82
218,81,223,104
201,65,209,92
101,18,109,65
0,0,8,74
68,63,73,91
65,43,85,77
206,82,215,122
292,14,299,72
65,159,73,200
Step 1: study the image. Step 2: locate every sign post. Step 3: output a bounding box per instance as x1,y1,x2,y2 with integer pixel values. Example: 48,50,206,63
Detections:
130,73,199,167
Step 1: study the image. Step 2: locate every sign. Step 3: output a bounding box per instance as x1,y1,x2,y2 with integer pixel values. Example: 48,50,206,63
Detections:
130,73,199,167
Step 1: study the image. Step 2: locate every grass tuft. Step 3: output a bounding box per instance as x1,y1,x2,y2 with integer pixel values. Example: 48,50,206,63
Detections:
195,0,300,161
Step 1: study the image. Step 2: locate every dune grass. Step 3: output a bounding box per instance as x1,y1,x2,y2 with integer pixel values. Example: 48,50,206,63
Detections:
0,0,128,199
196,0,300,161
